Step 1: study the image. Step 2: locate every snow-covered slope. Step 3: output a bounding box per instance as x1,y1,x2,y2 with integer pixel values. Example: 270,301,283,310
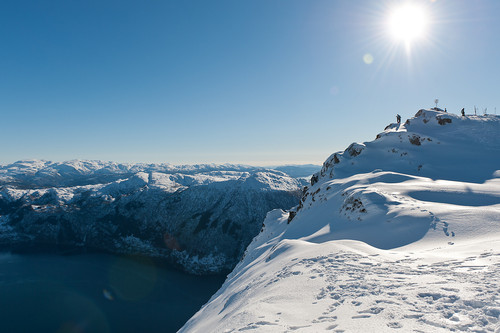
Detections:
0,163,306,274
181,110,500,331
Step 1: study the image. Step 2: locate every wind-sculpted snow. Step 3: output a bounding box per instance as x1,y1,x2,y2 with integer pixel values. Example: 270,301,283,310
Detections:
0,164,305,274
181,110,500,331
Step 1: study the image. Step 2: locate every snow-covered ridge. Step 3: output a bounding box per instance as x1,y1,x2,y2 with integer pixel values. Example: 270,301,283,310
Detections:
0,160,268,188
311,109,499,186
0,163,310,274
181,110,500,332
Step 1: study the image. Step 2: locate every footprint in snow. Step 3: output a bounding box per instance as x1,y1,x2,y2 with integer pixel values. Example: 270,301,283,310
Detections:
358,307,384,314
386,322,403,329
325,324,338,330
351,314,371,319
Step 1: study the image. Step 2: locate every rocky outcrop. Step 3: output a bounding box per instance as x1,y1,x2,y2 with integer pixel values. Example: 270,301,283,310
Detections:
437,117,452,125
346,143,365,157
409,134,422,146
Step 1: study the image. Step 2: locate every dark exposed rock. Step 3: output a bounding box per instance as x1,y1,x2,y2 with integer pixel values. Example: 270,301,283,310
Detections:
311,188,320,202
437,117,452,125
311,174,319,186
346,143,364,157
341,196,367,214
384,123,397,131
409,135,422,146
302,186,309,196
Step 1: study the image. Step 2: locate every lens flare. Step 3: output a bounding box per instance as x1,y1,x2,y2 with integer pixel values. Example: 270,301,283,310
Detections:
108,255,158,301
363,53,374,64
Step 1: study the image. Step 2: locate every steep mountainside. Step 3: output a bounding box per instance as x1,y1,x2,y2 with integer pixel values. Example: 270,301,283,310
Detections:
0,162,305,274
181,110,500,331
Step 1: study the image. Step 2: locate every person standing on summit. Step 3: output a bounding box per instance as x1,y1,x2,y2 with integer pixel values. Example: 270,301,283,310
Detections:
396,114,401,124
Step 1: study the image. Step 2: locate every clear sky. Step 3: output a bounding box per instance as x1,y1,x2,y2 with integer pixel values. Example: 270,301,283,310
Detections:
1,0,499,166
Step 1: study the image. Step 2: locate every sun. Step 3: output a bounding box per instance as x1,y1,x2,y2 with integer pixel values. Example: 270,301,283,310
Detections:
388,3,428,43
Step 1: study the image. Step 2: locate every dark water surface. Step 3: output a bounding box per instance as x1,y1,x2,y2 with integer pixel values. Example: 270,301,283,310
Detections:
0,252,225,333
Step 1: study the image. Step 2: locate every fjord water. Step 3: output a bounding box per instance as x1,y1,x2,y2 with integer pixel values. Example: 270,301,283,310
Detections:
0,252,225,333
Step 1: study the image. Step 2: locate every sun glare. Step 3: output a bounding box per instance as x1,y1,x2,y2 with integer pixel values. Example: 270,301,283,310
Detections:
388,3,427,43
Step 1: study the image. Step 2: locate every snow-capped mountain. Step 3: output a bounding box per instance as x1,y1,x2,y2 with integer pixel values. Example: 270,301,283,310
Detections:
181,110,500,332
0,162,307,274
0,160,267,189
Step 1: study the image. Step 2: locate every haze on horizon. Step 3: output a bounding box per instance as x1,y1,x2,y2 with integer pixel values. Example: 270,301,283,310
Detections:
1,0,499,166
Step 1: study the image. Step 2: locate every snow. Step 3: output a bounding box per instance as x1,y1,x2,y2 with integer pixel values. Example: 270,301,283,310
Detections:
0,160,313,189
181,110,500,332
237,172,302,192
0,161,306,274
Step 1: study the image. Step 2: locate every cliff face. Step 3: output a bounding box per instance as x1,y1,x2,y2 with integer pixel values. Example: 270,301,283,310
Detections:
0,162,306,274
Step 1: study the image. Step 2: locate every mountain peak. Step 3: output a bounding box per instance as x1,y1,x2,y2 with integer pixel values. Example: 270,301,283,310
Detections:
181,109,500,332
311,109,499,188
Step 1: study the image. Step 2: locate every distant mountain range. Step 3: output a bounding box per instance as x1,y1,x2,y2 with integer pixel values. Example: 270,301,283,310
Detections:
268,164,322,178
0,160,320,188
0,161,319,274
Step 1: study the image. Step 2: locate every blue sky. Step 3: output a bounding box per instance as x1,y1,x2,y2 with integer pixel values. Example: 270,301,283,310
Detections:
1,0,499,165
